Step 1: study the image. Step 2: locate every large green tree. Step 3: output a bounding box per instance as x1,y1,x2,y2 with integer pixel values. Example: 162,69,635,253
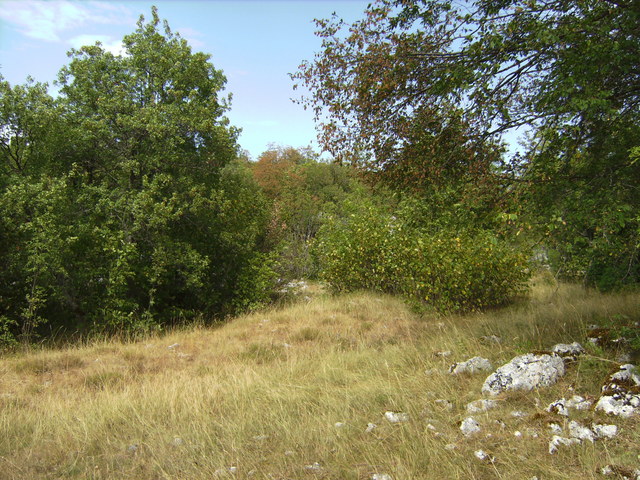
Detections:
0,8,272,344
294,0,640,287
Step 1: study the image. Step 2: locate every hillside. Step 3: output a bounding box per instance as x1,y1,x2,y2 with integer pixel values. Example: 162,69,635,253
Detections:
1,277,639,479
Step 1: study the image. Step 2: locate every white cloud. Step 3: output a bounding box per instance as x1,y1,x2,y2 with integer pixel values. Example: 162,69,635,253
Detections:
0,1,134,43
68,34,126,56
176,27,205,49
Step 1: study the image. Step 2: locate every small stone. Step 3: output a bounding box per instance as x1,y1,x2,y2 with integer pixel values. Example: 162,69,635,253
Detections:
434,350,452,358
548,435,581,454
253,435,269,441
510,410,528,418
334,422,346,428
466,399,499,413
450,356,493,375
426,423,437,431
171,437,184,446
566,394,592,410
474,449,494,462
385,411,409,423
444,443,457,450
551,342,585,357
548,423,563,434
514,430,523,438
167,343,180,349
592,423,618,439
460,417,481,436
284,450,295,456
304,462,322,472
371,474,393,480
127,444,138,453
568,420,596,442
365,422,377,433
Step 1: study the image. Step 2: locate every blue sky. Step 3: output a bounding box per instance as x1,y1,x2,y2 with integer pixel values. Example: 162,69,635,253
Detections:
0,0,371,160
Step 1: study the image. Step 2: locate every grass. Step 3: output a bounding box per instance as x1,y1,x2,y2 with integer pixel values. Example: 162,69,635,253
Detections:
1,275,639,479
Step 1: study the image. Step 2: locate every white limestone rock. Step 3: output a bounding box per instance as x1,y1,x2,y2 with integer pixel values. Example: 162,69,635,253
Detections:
450,356,493,375
482,353,565,395
600,465,640,479
384,411,409,423
551,342,585,357
595,364,640,417
548,435,581,454
466,399,499,413
592,423,618,439
304,463,322,472
474,449,494,462
460,417,481,436
568,420,596,442
565,394,592,410
371,474,393,480
548,423,563,435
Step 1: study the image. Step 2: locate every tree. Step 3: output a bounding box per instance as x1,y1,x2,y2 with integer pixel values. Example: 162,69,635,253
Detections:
294,0,640,287
0,8,273,345
250,146,358,279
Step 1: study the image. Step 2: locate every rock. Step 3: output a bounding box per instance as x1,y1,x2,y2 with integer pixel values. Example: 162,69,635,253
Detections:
568,420,596,442
444,443,457,450
365,422,377,433
482,353,565,395
167,343,180,349
434,350,452,358
450,357,493,375
253,435,269,441
548,435,581,454
334,422,346,428
384,411,409,423
127,444,139,453
548,423,563,435
171,437,184,447
600,465,640,479
474,449,494,462
371,474,393,480
551,342,585,357
547,398,569,417
510,410,528,418
514,430,523,438
565,394,592,410
466,399,499,413
304,462,322,472
592,423,618,439
460,417,481,436
595,364,640,417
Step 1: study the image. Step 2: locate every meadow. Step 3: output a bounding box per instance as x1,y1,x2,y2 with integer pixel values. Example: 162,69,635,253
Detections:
1,276,639,479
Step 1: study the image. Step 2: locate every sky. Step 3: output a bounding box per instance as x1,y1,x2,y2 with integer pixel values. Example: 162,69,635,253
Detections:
0,0,372,160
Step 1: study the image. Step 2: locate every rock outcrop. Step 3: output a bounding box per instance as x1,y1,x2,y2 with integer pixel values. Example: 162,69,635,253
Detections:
482,353,565,395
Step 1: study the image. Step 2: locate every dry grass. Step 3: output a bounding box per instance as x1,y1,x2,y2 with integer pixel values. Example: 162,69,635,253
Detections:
1,276,639,479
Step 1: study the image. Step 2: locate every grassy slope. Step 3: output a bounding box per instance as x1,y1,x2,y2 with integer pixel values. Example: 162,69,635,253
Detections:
1,277,639,479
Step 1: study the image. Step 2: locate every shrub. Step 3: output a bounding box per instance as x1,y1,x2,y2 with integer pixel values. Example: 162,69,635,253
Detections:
314,195,529,312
